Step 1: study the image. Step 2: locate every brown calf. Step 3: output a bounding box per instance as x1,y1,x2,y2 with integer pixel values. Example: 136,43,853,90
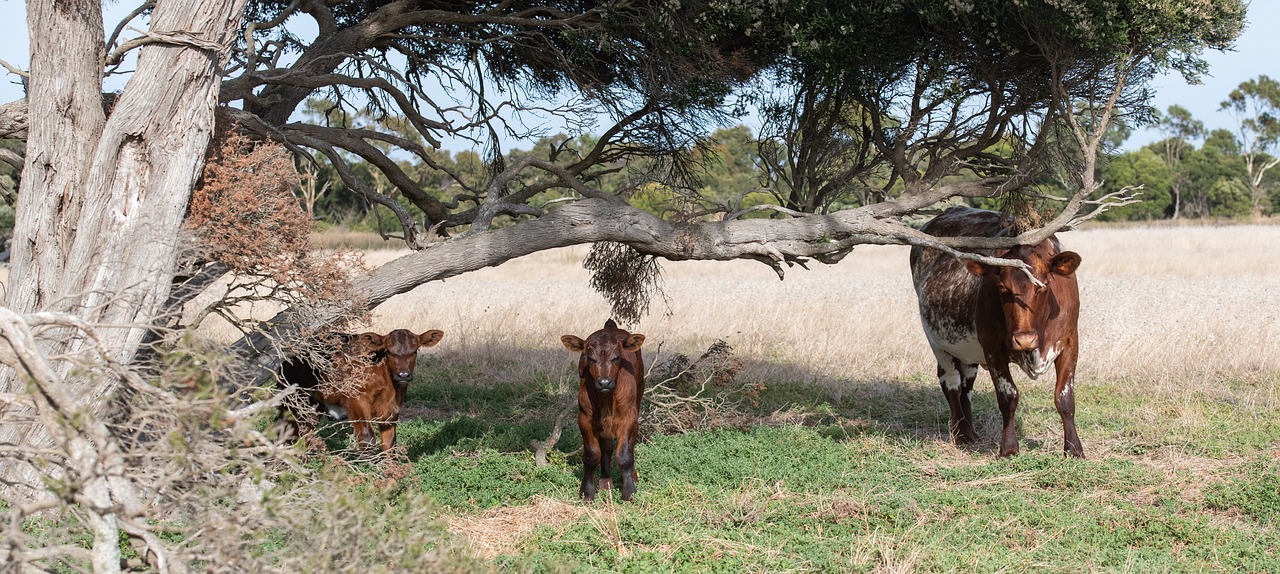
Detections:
280,328,444,452
561,319,646,502
910,206,1084,457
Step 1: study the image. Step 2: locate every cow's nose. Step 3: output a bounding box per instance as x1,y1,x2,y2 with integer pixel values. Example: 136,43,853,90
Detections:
595,378,615,392
1011,332,1039,352
395,371,412,383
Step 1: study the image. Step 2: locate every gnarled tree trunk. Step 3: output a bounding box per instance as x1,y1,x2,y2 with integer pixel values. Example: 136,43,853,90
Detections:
0,0,249,501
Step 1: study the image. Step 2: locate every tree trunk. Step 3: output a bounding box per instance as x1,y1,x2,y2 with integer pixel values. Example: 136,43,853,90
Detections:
0,0,249,500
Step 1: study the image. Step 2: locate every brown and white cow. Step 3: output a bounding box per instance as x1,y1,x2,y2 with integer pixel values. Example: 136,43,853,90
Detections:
910,206,1083,457
280,328,444,452
561,319,646,502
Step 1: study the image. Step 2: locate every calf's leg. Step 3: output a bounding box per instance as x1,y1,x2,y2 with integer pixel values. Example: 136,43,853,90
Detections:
597,436,615,492
616,433,638,501
378,422,397,452
579,415,601,502
347,401,378,452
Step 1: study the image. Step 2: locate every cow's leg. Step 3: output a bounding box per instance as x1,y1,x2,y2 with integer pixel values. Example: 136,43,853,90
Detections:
957,361,978,434
1053,345,1084,458
378,422,396,452
597,436,615,493
936,354,977,445
990,365,1021,457
579,414,600,502
616,431,638,501
347,402,377,452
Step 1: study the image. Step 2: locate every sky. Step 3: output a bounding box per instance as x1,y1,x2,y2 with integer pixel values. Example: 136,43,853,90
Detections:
0,1,1274,152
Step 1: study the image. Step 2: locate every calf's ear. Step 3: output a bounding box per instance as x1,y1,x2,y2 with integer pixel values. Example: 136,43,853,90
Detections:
354,332,386,351
622,334,646,352
561,335,585,352
962,259,989,277
1050,251,1081,276
418,329,445,348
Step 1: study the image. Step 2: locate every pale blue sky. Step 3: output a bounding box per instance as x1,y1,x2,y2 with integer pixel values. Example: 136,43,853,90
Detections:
0,1,1274,152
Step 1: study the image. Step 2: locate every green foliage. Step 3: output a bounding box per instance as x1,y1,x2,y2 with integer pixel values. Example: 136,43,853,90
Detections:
1207,178,1252,218
1097,147,1173,220
1220,75,1280,153
692,126,763,206
0,202,14,237
1206,459,1280,525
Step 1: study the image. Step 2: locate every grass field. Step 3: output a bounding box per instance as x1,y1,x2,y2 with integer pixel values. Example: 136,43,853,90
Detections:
311,223,1280,572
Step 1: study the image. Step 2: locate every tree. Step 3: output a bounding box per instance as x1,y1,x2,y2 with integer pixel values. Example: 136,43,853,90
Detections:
1155,105,1205,219
0,0,1247,503
0,0,250,501
1183,128,1248,217
1097,147,1173,221
1220,74,1280,216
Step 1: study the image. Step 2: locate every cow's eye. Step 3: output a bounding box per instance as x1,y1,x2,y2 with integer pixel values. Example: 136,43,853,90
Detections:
611,357,621,364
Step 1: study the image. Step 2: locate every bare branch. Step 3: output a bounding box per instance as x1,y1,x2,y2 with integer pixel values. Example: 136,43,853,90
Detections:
107,27,228,67
0,147,22,170
105,2,156,60
0,98,29,138
725,203,807,221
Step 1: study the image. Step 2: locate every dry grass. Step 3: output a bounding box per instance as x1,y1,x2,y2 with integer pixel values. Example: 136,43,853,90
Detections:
165,222,1280,392
310,230,408,251
361,223,1280,389
447,495,589,560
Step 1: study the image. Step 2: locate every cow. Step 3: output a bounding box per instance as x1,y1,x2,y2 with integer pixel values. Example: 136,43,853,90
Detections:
279,328,444,452
910,206,1084,458
561,319,646,502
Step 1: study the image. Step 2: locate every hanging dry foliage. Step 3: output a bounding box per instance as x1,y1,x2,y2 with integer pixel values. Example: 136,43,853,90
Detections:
583,241,667,325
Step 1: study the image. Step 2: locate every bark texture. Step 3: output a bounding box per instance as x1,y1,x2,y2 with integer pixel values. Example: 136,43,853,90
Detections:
0,0,249,500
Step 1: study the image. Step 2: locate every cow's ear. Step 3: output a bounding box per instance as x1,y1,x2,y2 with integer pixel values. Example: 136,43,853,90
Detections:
1050,251,1081,276
355,332,386,350
963,259,988,277
418,329,444,348
561,335,585,353
622,334,646,352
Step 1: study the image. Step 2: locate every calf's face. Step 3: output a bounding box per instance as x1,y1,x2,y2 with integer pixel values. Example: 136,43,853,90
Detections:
965,247,1081,352
562,331,645,393
354,329,445,386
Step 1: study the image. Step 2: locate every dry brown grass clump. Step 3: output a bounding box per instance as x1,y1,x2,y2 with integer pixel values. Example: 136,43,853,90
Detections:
448,496,589,560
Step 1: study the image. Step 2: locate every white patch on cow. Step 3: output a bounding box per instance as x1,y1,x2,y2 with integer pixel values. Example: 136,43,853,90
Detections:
1059,380,1073,399
938,360,963,392
923,324,986,367
933,351,979,394
1015,344,1060,380
993,374,1017,398
324,402,348,421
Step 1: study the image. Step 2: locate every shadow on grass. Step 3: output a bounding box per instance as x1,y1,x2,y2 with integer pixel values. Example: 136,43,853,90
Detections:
393,342,1036,462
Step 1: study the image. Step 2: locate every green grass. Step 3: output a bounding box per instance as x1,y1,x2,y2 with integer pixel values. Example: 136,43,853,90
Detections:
312,358,1280,573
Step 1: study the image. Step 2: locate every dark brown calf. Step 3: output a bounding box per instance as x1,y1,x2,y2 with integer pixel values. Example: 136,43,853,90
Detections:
280,328,444,451
910,206,1084,457
561,319,646,502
